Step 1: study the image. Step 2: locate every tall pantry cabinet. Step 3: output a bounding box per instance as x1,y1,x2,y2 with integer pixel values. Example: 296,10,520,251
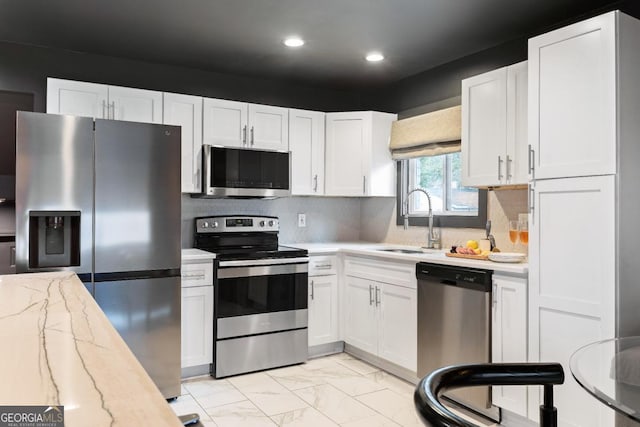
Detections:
528,11,640,427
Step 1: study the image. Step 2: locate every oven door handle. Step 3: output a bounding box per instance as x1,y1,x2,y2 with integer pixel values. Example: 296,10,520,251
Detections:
218,257,309,268
218,261,309,279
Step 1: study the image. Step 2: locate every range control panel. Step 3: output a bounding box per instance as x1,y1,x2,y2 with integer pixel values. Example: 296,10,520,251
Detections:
195,216,279,233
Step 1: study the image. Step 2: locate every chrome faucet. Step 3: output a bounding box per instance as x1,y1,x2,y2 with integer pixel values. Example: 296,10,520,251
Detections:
404,188,440,249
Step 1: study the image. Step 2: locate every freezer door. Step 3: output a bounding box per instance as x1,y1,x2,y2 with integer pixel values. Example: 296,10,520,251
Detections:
15,112,94,275
94,276,181,398
94,119,181,273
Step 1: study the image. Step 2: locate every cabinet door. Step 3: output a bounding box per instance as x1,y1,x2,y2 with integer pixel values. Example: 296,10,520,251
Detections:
528,13,616,179
505,61,529,185
46,78,108,118
308,275,338,346
344,276,377,354
108,86,163,124
528,176,615,426
248,104,289,151
202,98,248,148
325,112,368,196
181,286,214,368
163,93,203,193
461,67,507,187
378,283,417,371
492,275,528,417
290,109,325,195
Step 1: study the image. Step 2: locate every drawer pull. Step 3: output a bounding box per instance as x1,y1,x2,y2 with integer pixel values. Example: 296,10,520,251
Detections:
182,273,206,280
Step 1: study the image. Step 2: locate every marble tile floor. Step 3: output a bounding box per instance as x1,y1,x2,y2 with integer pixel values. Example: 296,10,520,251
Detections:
170,352,499,427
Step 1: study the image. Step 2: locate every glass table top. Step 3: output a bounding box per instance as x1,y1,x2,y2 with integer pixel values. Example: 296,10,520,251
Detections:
570,336,640,422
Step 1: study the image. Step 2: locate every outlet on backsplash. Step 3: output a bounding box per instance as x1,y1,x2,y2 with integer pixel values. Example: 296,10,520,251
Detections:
297,213,306,228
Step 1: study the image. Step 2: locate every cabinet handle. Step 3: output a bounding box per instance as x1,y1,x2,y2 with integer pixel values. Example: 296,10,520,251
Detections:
369,285,373,305
492,283,497,307
9,245,15,267
313,174,318,192
182,272,206,280
497,156,504,181
314,264,332,270
242,125,247,146
528,145,535,176
375,286,380,306
506,155,512,180
311,280,315,300
529,186,535,214
363,176,366,195
250,126,255,146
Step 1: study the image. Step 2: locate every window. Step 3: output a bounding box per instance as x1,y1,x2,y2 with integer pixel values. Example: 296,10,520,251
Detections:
396,152,487,228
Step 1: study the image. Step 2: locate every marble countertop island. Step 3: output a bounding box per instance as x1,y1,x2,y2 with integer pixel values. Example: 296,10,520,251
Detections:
0,272,182,427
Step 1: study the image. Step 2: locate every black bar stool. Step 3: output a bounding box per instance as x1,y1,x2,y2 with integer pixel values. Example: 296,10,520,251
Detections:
414,363,564,427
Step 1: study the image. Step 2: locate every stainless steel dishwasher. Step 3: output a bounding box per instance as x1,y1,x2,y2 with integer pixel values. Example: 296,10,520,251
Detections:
416,262,499,421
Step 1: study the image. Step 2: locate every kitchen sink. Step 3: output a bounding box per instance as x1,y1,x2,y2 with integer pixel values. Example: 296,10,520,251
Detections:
378,248,429,254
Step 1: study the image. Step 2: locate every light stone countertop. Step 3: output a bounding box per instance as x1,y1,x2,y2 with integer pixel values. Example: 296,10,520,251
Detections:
181,248,216,262
284,242,528,275
0,272,183,427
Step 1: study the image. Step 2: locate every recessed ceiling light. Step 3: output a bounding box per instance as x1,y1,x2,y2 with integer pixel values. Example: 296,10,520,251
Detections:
366,52,384,62
284,37,305,48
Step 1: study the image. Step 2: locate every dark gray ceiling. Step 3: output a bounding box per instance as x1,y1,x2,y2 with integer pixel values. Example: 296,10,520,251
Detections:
0,0,620,88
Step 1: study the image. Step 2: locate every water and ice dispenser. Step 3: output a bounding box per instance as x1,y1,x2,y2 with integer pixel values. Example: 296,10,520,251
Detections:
28,211,81,269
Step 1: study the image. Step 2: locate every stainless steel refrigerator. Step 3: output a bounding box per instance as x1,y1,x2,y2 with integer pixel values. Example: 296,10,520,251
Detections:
15,112,182,399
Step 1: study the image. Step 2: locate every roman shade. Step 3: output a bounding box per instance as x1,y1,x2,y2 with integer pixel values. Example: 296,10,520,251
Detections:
389,105,461,159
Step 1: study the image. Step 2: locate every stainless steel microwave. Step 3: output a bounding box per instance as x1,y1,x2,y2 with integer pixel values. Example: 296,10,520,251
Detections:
200,145,291,198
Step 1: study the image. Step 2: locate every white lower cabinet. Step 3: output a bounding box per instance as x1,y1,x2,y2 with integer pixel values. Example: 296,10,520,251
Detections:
343,257,417,372
491,274,528,418
308,255,339,347
308,275,339,346
181,286,214,368
180,259,214,369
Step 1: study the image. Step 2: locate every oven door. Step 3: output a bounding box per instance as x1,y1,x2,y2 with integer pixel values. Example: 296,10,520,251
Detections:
216,257,308,338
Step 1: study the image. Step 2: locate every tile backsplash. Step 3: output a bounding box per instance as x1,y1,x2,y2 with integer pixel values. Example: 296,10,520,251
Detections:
181,195,361,248
360,189,528,253
181,189,528,254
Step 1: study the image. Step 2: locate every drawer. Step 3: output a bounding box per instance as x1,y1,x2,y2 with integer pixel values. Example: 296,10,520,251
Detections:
181,261,213,288
344,256,416,289
309,255,337,276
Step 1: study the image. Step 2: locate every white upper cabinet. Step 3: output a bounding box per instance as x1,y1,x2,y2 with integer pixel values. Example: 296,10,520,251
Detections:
462,61,528,187
202,98,289,151
289,109,325,195
248,104,289,151
506,62,529,184
47,78,109,118
47,78,162,124
163,93,203,193
202,98,248,148
325,111,396,197
528,13,617,179
108,85,163,124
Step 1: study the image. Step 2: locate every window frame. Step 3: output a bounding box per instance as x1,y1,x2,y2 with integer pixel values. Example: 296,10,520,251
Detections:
395,159,487,229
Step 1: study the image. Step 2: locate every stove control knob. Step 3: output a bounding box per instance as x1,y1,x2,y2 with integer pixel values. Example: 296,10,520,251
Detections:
212,221,219,228
202,221,209,229
259,220,265,227
268,220,275,227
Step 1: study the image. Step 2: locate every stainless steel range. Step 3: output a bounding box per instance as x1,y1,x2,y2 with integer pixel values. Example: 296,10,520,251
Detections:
194,215,308,378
